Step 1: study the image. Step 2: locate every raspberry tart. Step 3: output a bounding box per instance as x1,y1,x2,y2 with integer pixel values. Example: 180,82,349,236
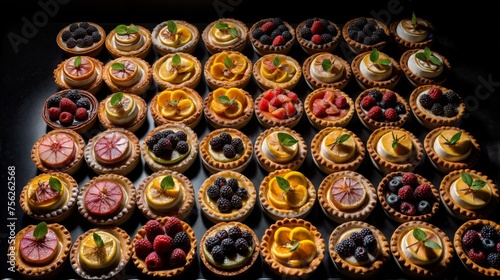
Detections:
201,18,249,54
254,87,303,128
317,171,377,223
295,18,341,55
203,87,254,129
253,53,302,91
53,55,104,95
150,86,203,128
342,17,390,54
204,50,253,90
152,52,202,90
105,23,152,59
56,21,105,57
329,221,390,278
302,52,351,90
304,87,355,130
400,47,451,87
97,91,148,132
351,48,401,90
102,56,153,95
198,170,256,223
390,12,435,50
249,17,295,56
151,20,199,56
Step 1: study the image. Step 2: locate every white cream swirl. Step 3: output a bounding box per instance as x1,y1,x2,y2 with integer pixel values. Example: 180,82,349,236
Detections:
359,53,392,81
407,50,443,79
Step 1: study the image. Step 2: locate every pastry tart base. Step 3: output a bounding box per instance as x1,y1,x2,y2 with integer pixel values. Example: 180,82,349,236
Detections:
105,25,152,59
101,56,153,95
97,94,147,133
400,49,451,87
56,22,106,57
351,52,401,90
53,56,104,95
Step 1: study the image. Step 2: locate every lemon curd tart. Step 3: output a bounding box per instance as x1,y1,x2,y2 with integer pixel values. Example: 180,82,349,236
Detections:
351,48,401,90
390,13,435,50
202,18,249,54
105,23,152,59
152,52,202,90
98,91,147,132
400,47,451,87
203,87,254,129
151,20,199,56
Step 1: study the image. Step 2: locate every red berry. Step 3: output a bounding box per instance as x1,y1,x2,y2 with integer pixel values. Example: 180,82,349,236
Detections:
467,247,486,265
260,21,275,33
269,96,282,107
310,20,324,34
74,107,88,121
381,90,396,104
168,248,187,268
286,91,299,103
153,234,173,254
59,97,77,114
273,87,283,95
398,185,414,201
334,96,347,109
428,87,443,101
283,101,297,117
360,95,376,110
145,251,164,270
414,183,433,200
263,90,276,100
462,229,480,248
164,216,183,237
367,106,382,120
258,98,269,112
384,108,398,121
401,172,418,187
145,220,165,242
59,111,74,125
272,35,285,46
399,201,416,215
48,107,61,121
311,34,322,44
271,107,286,119
134,238,154,259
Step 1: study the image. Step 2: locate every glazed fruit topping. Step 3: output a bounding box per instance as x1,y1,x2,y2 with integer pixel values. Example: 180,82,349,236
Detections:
61,22,102,49
84,180,124,217
418,87,460,117
206,176,248,213
267,171,309,209
462,225,500,268
271,226,317,267
300,18,338,45
258,87,300,119
46,89,92,126
146,129,190,158
19,222,58,265
311,89,349,118
347,17,387,45
204,225,254,269
361,89,406,122
384,172,435,216
209,132,244,158
252,18,293,47
210,87,247,119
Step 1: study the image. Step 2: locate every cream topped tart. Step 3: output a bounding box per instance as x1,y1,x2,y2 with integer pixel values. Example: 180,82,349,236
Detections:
390,12,434,49
204,50,252,90
253,53,302,91
304,88,354,130
302,52,351,90
98,91,147,132
53,55,104,94
152,52,202,90
202,18,249,54
204,87,254,129
352,48,401,89
151,20,199,56
105,24,152,58
150,86,203,128
102,56,152,95
401,47,451,87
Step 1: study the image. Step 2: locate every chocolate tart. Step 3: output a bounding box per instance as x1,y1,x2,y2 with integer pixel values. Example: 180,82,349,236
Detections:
342,17,390,54
151,52,202,90
317,171,377,223
295,18,341,55
136,169,195,220
302,52,351,90
254,87,303,129
102,56,153,95
77,173,136,226
249,18,295,56
203,87,254,129
329,221,390,278
105,24,152,59
97,92,147,133
53,55,104,95
304,87,355,130
252,53,302,91
56,22,106,57
400,48,451,87
198,170,256,223
151,20,199,56
389,16,435,50
150,86,203,128
351,50,401,90
201,18,249,55
204,50,253,90
20,172,79,223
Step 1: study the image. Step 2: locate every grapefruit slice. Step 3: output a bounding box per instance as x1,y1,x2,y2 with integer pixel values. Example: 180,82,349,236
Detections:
84,180,124,216
330,177,366,211
109,59,137,81
63,56,95,80
38,133,76,169
27,175,63,207
79,231,118,270
93,132,130,165
19,223,58,265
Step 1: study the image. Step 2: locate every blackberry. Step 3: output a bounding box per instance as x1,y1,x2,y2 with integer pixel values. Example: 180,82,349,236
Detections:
92,32,102,42
61,30,72,41
206,184,220,200
350,232,364,246
359,228,373,237
487,252,500,268
76,38,86,48
394,102,406,114
66,38,77,48
368,89,383,101
444,91,460,104
175,141,189,154
364,235,377,252
226,178,239,191
219,185,233,199
157,138,173,151
86,25,97,34
83,35,94,46
252,28,264,39
277,24,288,34
355,30,366,42
419,94,433,109
482,238,496,252
219,132,232,145
259,34,272,45
152,143,168,157
354,17,368,28
236,187,248,199
372,28,386,38
66,89,81,102
217,197,232,213
282,30,293,42
231,195,243,209
76,97,91,109
221,238,236,256
214,176,227,187
47,95,62,108
362,24,373,35
145,137,158,150
354,246,369,262
300,27,313,40
173,231,191,252
270,29,281,38
210,245,225,262
326,24,338,36
209,136,224,151
431,103,443,115
223,144,236,158
241,230,253,245
73,27,87,39
231,138,244,153
166,133,179,147
69,23,79,32
271,18,283,26
304,18,314,28
216,229,228,240
335,239,354,257
370,33,384,44
234,238,249,254
462,229,480,248
79,21,90,29
175,130,187,141
228,226,242,240
347,28,357,39
204,236,220,252
156,130,173,139
443,104,457,117
321,33,333,43
481,226,499,241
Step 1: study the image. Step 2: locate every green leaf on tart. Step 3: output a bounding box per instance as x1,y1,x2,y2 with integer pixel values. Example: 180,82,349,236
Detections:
328,134,351,150
273,56,281,67
289,241,300,252
228,27,239,38
33,222,48,240
217,95,235,105
167,20,177,34
278,132,298,147
49,176,62,192
224,56,233,69
391,131,406,150
172,54,181,66
161,175,175,191
440,131,462,145
276,176,291,192
369,48,391,65
128,24,139,34
93,232,104,248
115,24,139,35
410,227,442,249
215,22,229,30
74,56,82,67
111,62,126,71
411,12,417,26
415,47,442,66
322,59,332,72
461,172,486,190
110,92,124,106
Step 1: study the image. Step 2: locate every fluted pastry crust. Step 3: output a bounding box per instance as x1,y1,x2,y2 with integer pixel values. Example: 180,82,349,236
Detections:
152,52,202,90
296,19,341,55
400,49,451,87
302,52,351,90
351,51,401,90
105,25,152,59
102,56,152,95
304,88,355,130
97,94,147,133
249,18,295,56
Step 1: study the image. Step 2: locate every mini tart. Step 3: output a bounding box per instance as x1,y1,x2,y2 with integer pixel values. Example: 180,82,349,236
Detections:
453,219,500,277
351,50,401,90
304,87,355,130
77,173,136,226
201,18,249,54
311,127,365,173
254,126,307,172
141,123,199,173
329,221,390,278
253,53,302,91
199,128,253,174
318,171,377,223
355,87,410,131
105,24,152,59
152,52,202,90
97,92,147,132
254,87,304,129
389,17,435,50
204,50,253,90
342,17,390,54
151,20,199,56
137,170,194,220
20,172,79,223
439,169,499,221
53,55,104,95
31,129,85,175
295,18,341,55
14,223,72,279
390,221,454,278
260,218,325,278
424,126,480,173
102,56,153,95
249,18,295,56
198,170,256,223
132,216,197,278
377,171,440,223
84,128,140,176
366,126,424,174
400,48,451,87
56,22,106,57
302,52,351,90
203,87,254,129
258,168,316,221
70,226,132,279
150,86,203,128
42,89,98,134
200,221,259,277
409,85,465,129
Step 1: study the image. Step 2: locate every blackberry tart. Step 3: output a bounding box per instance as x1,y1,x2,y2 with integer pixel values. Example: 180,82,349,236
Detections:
56,21,105,57
249,17,295,56
295,17,341,55
342,17,390,54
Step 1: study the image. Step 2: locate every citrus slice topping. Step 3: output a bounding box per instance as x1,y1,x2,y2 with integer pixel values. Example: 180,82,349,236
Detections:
380,130,413,157
289,227,313,242
437,130,472,157
176,98,195,116
322,130,356,163
330,177,366,210
79,231,118,270
405,228,442,263
285,184,308,208
265,132,298,159
211,23,236,42
228,53,247,74
27,174,63,208
288,239,317,267
225,88,246,106
261,61,278,80
213,52,228,64
170,89,189,101
274,227,292,245
63,56,95,80
105,93,135,118
210,99,228,114
223,100,243,118
159,62,178,81
145,176,182,209
283,171,308,188
271,244,293,260
267,188,289,209
454,177,491,208
19,226,58,265
156,90,172,106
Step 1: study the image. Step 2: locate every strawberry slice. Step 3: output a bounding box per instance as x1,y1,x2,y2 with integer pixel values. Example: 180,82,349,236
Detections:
269,96,282,107
38,133,76,168
263,90,276,101
286,91,299,103
325,103,340,115
323,90,336,102
258,98,270,112
271,107,286,119
283,101,297,117
312,98,327,117
84,180,124,216
93,132,129,165
277,94,292,104
19,228,58,265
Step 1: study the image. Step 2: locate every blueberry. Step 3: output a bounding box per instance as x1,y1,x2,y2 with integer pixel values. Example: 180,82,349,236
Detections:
482,238,496,251
388,176,403,193
417,200,430,214
386,194,400,208
394,102,406,114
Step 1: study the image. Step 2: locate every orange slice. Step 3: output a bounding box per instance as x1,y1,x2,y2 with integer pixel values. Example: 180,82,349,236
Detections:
283,171,307,188
156,90,172,106
223,100,243,118
210,99,228,114
267,188,289,209
213,52,228,65
330,177,366,211
323,130,356,163
228,53,247,74
210,63,228,80
225,88,246,106
161,105,177,118
177,98,195,116
170,89,189,101
289,227,313,242
288,239,317,267
170,71,192,84
285,184,308,208
271,244,293,261
380,130,412,157
274,227,292,245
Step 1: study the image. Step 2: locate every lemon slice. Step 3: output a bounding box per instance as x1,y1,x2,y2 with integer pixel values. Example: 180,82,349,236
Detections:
261,66,278,80
273,227,292,245
105,93,135,118
228,54,247,74
145,176,182,210
289,239,317,266
177,25,192,45
156,90,172,106
210,63,228,80
289,227,313,242
177,98,195,116
266,132,298,159
79,231,118,270
170,72,193,84
267,188,289,209
454,178,492,208
176,57,195,73
330,177,366,211
322,130,356,163
275,69,290,83
285,184,308,208
379,130,413,158
223,100,243,118
159,26,177,46
271,244,293,261
159,62,178,81
283,171,308,188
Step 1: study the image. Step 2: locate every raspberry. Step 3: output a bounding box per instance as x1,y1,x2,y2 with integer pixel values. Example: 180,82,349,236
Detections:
467,247,486,265
398,185,414,201
74,107,88,121
59,97,77,114
272,35,285,46
134,238,153,259
428,87,443,102
367,106,383,120
260,21,275,33
401,172,418,187
145,220,165,242
59,111,74,126
310,20,324,34
168,248,187,268
384,108,399,122
145,251,164,270
311,34,322,44
48,107,61,121
164,216,183,237
414,183,433,200
334,96,347,109
381,90,396,106
360,95,376,109
153,234,173,254
399,201,416,215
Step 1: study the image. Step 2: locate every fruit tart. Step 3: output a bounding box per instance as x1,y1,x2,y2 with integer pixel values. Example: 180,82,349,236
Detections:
304,87,355,130
53,55,104,95
150,86,203,128
132,217,197,278
204,50,253,90
200,221,260,277
137,169,195,220
366,126,424,174
259,169,316,221
141,123,198,173
249,17,295,56
351,48,401,90
302,52,351,90
198,170,256,223
84,128,140,176
199,128,253,174
77,173,136,226
342,17,390,54
400,47,451,87
260,218,325,278
424,126,481,173
329,221,390,278
390,12,435,50
70,226,132,279
377,171,440,223
31,128,85,175
14,222,72,279
151,20,199,56
254,87,303,129
20,172,78,223
317,171,377,223
42,88,98,134
56,21,105,57
202,18,249,54
355,87,410,131
453,219,500,277
253,53,302,91
439,169,499,221
310,126,365,173
390,221,454,278
409,85,465,129
105,23,152,59
97,91,147,132
152,52,202,90
203,87,254,129
296,17,341,55
102,56,153,95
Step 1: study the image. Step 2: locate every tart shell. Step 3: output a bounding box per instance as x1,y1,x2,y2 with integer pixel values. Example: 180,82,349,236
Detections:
151,52,202,90
105,25,152,59
53,56,104,95
97,93,148,133
201,18,249,55
296,19,341,55
204,51,253,90
252,54,302,91
249,18,295,56
389,20,435,51
151,20,199,56
351,51,401,90
203,87,254,129
400,49,451,87
302,52,351,90
56,22,106,57
304,88,355,130
101,56,153,95
342,18,390,54
150,86,203,129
